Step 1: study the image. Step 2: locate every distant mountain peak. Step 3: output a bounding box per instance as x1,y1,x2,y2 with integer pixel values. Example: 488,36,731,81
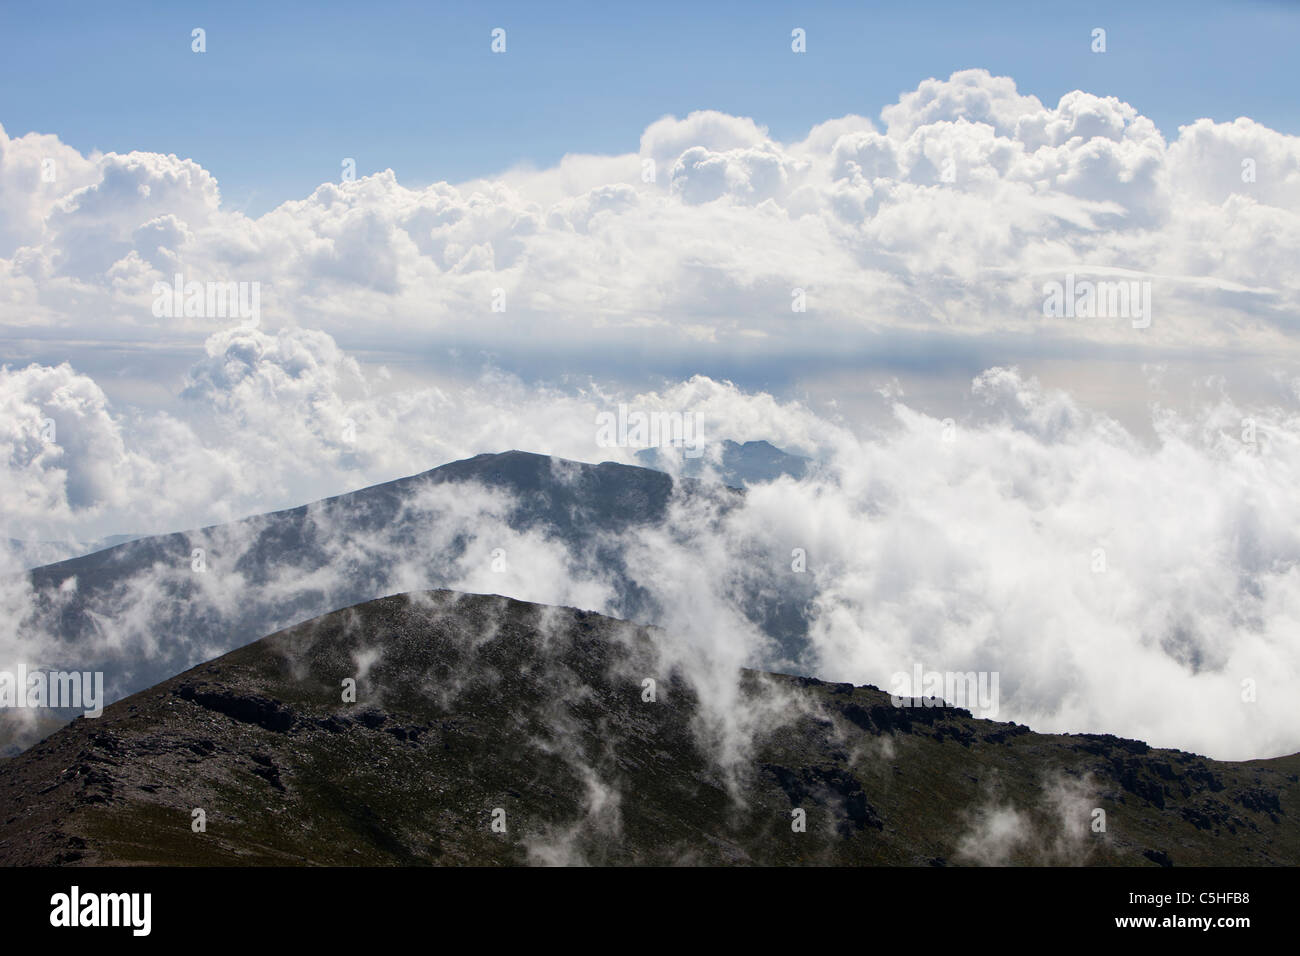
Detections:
635,438,811,487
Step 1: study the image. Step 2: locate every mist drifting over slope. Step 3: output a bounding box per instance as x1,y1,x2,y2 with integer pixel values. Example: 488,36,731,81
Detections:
3,360,1298,760
4,68,1300,762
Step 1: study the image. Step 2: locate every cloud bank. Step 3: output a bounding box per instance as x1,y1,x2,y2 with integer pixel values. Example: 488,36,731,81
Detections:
4,68,1299,367
3,69,1299,762
3,357,1299,761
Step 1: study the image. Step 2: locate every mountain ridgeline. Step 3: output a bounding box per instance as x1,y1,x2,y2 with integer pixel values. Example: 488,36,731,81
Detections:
0,590,1294,866
7,449,814,753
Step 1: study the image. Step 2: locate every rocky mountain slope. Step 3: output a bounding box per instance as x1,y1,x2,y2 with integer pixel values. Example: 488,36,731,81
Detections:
1,590,1293,866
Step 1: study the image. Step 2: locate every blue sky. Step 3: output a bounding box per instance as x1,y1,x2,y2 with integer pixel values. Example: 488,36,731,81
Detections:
2,0,1297,215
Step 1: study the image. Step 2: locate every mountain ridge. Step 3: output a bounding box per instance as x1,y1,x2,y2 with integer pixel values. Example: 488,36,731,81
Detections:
6,450,806,755
0,589,1294,866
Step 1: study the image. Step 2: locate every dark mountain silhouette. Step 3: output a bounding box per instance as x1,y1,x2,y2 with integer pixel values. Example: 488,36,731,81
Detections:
7,451,813,753
636,439,810,486
0,590,1294,866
